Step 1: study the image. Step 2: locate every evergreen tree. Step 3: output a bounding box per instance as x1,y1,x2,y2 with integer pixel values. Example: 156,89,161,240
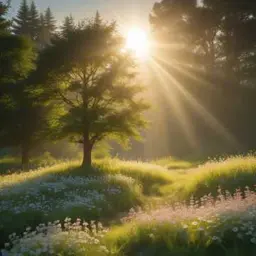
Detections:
0,1,10,33
38,13,47,49
44,7,56,44
29,1,39,41
61,15,75,38
12,0,30,36
94,10,102,27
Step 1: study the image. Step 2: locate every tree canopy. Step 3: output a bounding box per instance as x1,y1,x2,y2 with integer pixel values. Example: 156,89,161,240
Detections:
37,16,149,165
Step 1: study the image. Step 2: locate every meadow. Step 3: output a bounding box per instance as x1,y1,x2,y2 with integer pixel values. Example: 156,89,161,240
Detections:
1,155,256,255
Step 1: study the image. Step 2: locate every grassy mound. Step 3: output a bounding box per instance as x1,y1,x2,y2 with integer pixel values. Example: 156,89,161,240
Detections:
0,158,176,248
105,188,256,256
160,156,256,201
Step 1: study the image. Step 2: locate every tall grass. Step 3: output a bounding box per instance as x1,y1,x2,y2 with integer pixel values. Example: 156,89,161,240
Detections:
160,156,256,201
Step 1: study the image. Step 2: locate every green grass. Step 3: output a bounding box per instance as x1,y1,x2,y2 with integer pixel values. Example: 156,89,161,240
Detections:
2,155,256,255
105,218,256,256
95,158,177,194
160,155,256,201
152,156,196,170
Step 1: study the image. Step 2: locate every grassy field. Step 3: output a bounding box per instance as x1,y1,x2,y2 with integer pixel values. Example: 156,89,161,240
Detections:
1,155,256,255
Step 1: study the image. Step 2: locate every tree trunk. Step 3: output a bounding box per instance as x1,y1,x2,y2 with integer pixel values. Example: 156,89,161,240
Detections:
82,132,92,167
21,144,30,170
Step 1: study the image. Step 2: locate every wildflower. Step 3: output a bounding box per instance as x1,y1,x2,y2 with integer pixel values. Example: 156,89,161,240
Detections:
251,237,256,244
212,236,221,242
232,227,239,233
149,233,155,239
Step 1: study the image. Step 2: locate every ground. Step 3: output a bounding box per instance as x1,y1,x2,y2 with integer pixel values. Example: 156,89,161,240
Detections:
1,155,256,255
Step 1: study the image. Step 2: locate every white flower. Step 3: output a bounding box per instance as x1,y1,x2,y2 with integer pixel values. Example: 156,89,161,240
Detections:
251,237,256,244
232,227,238,233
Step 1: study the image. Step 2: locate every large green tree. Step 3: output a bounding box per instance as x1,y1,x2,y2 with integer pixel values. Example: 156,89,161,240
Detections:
38,16,149,166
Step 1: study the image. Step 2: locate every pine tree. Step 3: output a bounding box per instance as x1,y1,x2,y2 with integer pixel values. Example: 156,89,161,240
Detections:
0,1,10,33
94,11,102,27
61,15,75,38
29,1,39,41
44,7,56,44
12,0,30,36
38,13,47,49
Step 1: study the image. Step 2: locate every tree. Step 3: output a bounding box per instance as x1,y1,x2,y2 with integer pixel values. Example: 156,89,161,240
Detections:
0,80,62,168
0,1,35,84
38,17,149,166
12,0,30,36
0,1,11,33
0,34,35,84
29,1,40,41
37,13,47,49
61,15,76,38
44,7,56,44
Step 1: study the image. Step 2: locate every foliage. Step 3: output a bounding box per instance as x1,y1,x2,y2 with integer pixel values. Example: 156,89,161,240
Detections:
0,1,10,33
29,1,40,41
37,15,149,166
12,0,30,36
0,35,35,84
60,14,76,38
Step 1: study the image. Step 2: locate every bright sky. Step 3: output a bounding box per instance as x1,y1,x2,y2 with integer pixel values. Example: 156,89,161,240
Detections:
9,0,157,33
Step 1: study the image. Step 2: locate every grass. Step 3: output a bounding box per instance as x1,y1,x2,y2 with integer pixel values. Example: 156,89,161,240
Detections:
151,156,196,170
1,154,256,255
160,155,256,201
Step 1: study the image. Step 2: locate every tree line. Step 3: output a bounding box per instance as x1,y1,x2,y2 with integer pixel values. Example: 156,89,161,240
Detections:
0,0,148,168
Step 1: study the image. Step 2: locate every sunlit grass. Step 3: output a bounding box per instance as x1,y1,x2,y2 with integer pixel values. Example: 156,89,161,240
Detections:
160,155,256,201
152,156,196,170
2,155,256,255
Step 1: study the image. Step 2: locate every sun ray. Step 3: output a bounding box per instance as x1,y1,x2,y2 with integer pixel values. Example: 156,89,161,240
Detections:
149,58,239,148
147,59,199,148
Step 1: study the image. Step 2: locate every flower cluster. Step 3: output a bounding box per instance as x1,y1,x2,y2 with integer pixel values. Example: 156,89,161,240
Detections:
1,218,109,256
123,187,256,246
0,175,130,215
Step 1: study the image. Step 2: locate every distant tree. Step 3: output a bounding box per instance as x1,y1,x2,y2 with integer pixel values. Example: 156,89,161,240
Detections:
0,1,11,33
37,16,149,166
37,13,47,49
61,14,76,38
12,0,30,36
44,7,56,44
29,1,40,41
0,35,35,84
0,80,62,168
0,0,35,84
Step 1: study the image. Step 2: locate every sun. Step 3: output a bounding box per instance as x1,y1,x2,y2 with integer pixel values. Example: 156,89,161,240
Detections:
125,27,150,60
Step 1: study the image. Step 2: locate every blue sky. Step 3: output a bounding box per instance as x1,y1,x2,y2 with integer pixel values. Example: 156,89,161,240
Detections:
9,0,157,33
